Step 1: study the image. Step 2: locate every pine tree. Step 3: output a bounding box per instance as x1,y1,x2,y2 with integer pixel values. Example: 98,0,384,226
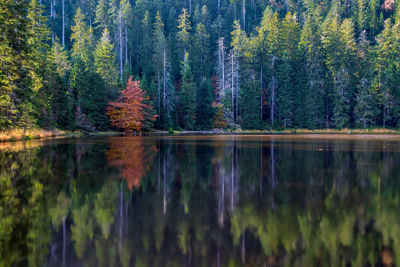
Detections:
179,53,196,130
196,77,214,129
373,19,399,127
120,0,133,72
355,78,377,128
230,20,247,123
241,77,260,129
252,7,273,124
277,55,293,129
71,8,90,66
354,30,376,128
266,12,280,128
192,23,211,84
300,12,327,129
0,0,29,129
153,11,176,128
23,0,51,126
94,28,118,94
277,12,300,129
139,10,153,74
94,0,110,36
46,39,72,127
177,8,192,60
323,17,357,128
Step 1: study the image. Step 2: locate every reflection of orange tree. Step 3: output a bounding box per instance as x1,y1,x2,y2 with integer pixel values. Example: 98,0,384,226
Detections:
107,138,156,190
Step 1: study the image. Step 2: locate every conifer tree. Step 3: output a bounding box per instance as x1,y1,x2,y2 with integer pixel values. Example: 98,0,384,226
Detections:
177,8,192,60
26,0,50,91
139,11,153,74
192,23,211,84
153,11,176,128
95,28,118,94
179,53,196,129
373,19,398,127
0,0,30,129
94,0,109,35
300,11,326,129
196,77,214,129
354,30,376,128
46,39,72,127
71,8,90,66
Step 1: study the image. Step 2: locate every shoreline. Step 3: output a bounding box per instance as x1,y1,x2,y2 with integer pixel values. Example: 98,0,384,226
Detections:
150,128,400,136
1,128,400,143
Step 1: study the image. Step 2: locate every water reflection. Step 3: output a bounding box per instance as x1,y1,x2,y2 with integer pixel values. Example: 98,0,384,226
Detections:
1,136,400,266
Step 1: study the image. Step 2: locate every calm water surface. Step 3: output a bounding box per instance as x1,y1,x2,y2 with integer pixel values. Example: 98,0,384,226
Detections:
1,135,400,266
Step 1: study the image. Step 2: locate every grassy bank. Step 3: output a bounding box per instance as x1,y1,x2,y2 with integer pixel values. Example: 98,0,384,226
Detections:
0,129,82,142
2,128,399,143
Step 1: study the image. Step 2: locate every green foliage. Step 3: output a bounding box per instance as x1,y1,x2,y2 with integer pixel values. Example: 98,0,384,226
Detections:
17,102,37,131
178,53,196,130
240,78,261,129
196,78,214,130
71,8,90,66
3,0,400,132
94,28,118,92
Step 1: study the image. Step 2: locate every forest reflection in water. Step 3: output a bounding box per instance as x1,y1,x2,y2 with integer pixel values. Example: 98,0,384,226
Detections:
1,135,400,266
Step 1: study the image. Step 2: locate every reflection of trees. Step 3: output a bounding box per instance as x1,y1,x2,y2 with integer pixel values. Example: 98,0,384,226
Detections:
107,138,156,190
94,181,118,239
0,149,53,266
214,140,240,227
4,138,400,266
63,139,400,266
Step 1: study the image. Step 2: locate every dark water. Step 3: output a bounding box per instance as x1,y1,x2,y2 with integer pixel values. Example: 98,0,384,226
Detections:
1,135,400,266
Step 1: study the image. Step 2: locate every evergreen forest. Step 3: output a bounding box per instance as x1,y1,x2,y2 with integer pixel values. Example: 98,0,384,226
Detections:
2,0,400,131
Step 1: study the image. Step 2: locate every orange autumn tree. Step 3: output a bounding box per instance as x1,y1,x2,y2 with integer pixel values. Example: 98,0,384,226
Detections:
106,77,152,132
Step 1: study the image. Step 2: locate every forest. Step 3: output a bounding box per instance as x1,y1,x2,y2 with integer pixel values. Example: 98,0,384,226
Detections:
1,0,400,131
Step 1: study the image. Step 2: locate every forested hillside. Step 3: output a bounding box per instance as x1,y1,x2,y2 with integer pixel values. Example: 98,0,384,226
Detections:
1,0,400,131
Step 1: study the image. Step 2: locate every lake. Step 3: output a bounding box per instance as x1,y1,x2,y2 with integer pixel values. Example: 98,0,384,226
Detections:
1,135,400,266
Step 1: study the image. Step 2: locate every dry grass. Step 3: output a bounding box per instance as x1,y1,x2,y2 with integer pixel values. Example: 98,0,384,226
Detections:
0,128,78,142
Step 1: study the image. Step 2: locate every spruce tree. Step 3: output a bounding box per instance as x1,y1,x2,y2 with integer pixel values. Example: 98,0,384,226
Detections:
179,53,196,130
196,77,214,129
94,28,118,95
177,8,192,60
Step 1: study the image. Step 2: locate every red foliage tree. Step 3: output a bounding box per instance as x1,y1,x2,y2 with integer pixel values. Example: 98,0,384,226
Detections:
106,77,152,132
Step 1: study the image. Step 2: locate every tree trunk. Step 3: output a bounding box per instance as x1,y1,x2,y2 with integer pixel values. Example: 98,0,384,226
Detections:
157,71,161,112
271,76,275,128
231,54,234,121
260,65,263,121
62,0,65,47
125,26,128,67
242,0,246,31
163,49,167,110
119,9,123,80
218,38,226,103
271,56,276,128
